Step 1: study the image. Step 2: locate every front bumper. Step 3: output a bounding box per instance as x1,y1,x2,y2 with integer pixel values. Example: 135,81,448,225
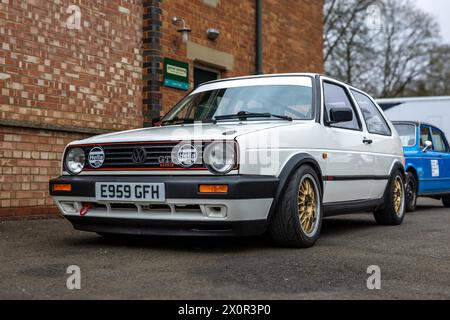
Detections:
49,175,279,236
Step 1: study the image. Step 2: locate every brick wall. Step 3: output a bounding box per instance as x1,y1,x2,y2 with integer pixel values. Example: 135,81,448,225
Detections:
263,0,324,74
160,0,256,114
159,0,324,114
0,126,88,218
0,0,143,132
0,0,143,217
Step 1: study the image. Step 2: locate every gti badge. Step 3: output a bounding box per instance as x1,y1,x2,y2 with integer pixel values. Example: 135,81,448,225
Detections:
132,147,147,164
88,147,105,168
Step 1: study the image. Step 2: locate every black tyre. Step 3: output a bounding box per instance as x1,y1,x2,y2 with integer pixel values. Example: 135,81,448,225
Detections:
443,196,450,208
374,170,406,225
269,165,323,248
405,172,417,212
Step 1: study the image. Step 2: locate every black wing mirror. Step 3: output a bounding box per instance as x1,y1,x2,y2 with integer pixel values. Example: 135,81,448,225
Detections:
328,107,353,124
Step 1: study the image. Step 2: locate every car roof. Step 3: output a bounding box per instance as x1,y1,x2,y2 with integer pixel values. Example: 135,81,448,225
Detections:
199,73,321,87
392,121,442,130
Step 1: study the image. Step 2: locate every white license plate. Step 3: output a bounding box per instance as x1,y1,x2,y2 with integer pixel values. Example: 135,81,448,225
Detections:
95,183,165,202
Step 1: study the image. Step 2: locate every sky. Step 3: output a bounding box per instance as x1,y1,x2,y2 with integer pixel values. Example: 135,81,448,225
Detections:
415,0,450,44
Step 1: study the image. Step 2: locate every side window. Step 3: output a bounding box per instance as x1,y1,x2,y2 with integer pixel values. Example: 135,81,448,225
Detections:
323,82,361,130
420,126,433,149
351,90,391,136
431,129,448,153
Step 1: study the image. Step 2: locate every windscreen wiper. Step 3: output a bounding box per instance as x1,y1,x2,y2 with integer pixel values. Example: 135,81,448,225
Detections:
161,118,216,126
214,111,293,122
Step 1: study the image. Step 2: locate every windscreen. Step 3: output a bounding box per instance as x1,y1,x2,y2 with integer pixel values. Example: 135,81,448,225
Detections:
162,81,313,125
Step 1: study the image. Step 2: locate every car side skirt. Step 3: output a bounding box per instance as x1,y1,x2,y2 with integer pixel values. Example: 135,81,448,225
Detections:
323,198,384,217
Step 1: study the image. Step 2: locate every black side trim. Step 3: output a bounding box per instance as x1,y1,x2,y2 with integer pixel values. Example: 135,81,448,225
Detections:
323,199,384,217
324,175,389,181
66,216,267,237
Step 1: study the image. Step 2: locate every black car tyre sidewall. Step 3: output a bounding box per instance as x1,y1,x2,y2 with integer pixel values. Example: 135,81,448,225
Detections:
405,172,417,212
374,170,406,226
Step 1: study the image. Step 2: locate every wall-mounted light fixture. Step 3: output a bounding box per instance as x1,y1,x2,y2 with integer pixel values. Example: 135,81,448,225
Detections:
172,16,191,43
206,28,220,41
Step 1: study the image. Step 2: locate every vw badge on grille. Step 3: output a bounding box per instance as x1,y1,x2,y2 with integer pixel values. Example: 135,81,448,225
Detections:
88,147,105,168
132,147,147,164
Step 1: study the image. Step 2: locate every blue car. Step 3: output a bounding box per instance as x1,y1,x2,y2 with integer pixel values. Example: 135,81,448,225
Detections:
393,121,450,211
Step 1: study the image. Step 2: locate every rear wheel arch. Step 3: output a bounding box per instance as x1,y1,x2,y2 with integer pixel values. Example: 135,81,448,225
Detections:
377,161,405,211
389,161,406,179
374,169,406,225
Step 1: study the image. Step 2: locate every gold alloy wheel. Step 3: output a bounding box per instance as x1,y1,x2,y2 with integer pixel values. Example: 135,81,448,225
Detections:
298,176,317,234
393,177,404,217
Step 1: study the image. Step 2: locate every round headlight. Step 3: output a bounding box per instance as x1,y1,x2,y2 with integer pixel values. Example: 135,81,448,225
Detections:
65,148,85,175
204,142,236,174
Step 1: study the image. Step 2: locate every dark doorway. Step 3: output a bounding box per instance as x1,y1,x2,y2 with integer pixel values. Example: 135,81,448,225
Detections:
194,66,220,89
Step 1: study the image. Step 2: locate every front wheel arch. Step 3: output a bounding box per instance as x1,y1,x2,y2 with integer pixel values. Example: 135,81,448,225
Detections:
266,154,324,228
268,164,323,248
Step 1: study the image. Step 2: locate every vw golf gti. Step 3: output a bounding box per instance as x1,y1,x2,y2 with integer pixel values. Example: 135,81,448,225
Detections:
50,74,406,248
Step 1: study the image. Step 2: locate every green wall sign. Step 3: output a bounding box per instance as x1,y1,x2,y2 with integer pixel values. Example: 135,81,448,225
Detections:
164,58,189,90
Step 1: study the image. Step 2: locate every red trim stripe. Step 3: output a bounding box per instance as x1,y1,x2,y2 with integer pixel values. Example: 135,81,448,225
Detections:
70,140,222,147
83,167,209,171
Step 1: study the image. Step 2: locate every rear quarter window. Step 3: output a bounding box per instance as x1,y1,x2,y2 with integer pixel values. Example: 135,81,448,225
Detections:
351,90,391,136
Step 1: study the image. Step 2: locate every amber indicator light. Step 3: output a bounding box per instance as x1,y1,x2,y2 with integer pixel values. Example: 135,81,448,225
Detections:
53,184,72,192
199,185,229,194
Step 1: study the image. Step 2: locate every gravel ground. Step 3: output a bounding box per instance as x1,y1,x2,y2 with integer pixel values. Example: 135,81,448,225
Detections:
0,198,449,300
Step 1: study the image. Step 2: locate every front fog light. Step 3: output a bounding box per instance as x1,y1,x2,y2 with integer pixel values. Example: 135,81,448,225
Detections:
65,148,85,175
203,142,236,174
203,205,227,218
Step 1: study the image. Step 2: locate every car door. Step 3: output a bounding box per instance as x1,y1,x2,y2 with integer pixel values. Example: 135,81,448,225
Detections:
350,89,395,200
419,125,442,193
430,126,450,193
321,81,373,203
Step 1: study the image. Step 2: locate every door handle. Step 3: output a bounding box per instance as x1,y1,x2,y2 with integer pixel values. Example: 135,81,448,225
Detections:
363,138,373,145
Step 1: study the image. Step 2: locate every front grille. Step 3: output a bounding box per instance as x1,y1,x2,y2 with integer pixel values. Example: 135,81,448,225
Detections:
79,142,206,170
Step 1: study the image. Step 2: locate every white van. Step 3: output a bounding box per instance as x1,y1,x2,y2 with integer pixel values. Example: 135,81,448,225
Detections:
377,96,450,140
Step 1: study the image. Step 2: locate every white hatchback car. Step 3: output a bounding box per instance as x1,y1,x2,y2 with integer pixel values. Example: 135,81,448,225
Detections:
50,74,406,248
